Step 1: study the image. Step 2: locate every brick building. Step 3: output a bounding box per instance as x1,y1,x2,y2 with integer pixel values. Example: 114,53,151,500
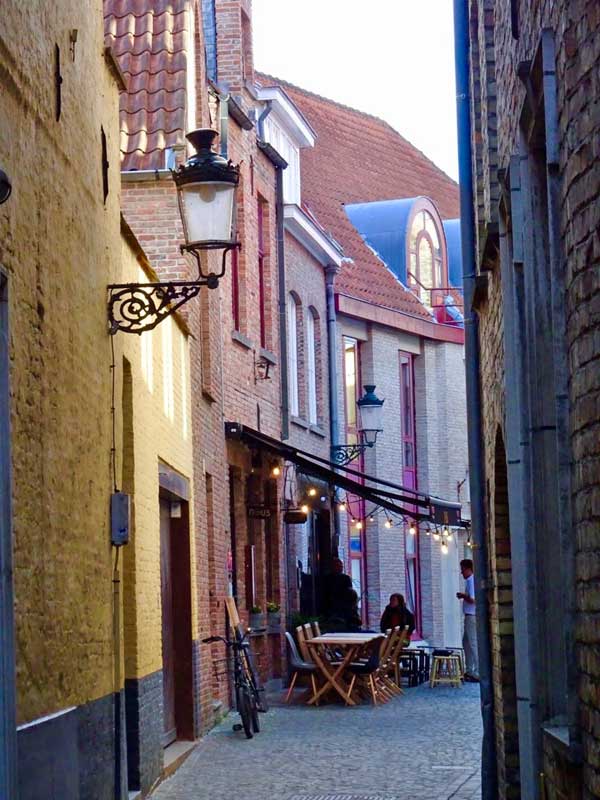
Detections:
257,75,472,643
104,0,288,781
459,0,600,797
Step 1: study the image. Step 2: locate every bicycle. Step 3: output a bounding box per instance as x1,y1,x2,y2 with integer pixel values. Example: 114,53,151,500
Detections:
202,629,266,738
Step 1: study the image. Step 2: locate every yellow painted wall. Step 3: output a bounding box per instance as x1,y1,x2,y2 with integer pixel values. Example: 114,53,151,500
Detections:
115,233,195,680
0,2,123,723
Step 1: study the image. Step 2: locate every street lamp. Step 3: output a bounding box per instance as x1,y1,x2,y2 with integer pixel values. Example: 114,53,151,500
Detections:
108,128,240,334
331,385,384,465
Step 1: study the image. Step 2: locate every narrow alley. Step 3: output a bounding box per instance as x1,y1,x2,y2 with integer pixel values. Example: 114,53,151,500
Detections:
152,684,482,800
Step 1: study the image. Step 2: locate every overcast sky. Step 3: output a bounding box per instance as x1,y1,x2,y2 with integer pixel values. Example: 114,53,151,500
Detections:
252,0,459,182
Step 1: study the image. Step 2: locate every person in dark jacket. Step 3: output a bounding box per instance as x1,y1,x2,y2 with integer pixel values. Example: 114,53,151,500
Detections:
379,593,415,636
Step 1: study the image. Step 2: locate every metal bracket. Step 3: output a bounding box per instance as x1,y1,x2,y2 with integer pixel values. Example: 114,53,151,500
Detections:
330,442,371,466
108,242,240,335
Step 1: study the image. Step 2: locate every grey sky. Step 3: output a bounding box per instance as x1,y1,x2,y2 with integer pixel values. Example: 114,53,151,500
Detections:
252,0,459,182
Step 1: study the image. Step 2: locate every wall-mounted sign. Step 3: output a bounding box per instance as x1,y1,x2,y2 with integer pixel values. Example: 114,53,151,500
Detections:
248,505,271,519
430,502,462,526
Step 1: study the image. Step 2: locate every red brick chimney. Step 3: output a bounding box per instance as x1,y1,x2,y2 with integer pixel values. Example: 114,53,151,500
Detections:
215,0,254,94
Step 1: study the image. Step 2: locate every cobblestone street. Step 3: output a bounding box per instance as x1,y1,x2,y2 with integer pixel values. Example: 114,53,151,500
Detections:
152,683,482,800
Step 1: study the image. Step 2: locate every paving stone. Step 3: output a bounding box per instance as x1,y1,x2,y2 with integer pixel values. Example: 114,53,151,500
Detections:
151,683,482,800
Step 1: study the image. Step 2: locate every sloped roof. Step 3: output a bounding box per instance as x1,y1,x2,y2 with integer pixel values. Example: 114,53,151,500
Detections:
256,73,460,318
104,0,190,170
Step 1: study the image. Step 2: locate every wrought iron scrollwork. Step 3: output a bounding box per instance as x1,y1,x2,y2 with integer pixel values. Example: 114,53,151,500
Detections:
330,442,371,466
108,243,240,335
108,281,203,334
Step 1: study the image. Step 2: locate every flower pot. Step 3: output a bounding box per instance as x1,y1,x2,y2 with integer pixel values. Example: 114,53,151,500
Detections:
267,611,281,633
249,613,266,631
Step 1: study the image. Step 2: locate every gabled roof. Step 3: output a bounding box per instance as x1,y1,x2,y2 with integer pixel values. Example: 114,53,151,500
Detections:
256,73,460,319
104,0,190,170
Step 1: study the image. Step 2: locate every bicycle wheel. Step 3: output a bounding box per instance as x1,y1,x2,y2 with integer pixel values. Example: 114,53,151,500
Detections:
235,685,253,739
242,645,268,712
250,689,260,733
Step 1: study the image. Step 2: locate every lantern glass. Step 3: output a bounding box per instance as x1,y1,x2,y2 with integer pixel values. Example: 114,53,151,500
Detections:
178,181,236,246
357,385,384,445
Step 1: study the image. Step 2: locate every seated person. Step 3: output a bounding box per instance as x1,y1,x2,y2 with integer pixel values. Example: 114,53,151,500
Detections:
379,593,415,637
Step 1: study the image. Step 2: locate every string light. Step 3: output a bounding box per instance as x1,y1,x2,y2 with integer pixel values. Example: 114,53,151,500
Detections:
308,487,317,497
338,502,347,512
409,524,417,535
271,465,281,477
355,520,363,530
433,530,440,541
441,542,449,554
447,531,453,541
300,504,309,514
384,519,392,529
443,527,449,536
368,515,375,522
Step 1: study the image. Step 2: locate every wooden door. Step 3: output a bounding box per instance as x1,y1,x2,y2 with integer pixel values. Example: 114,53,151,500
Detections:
160,499,177,747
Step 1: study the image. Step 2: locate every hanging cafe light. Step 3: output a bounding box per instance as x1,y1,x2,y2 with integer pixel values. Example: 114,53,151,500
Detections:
331,385,385,466
108,128,240,334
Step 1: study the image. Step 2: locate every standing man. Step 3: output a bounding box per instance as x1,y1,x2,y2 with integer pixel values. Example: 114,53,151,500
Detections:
457,558,479,681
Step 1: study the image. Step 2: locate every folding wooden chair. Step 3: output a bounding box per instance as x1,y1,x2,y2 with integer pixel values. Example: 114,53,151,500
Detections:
311,620,321,637
303,622,314,641
295,625,313,662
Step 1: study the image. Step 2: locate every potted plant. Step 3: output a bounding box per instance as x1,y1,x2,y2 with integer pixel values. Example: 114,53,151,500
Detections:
249,605,266,631
266,601,281,632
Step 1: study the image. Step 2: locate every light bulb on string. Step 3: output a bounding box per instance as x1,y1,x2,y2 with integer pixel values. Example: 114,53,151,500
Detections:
300,504,309,515
384,519,392,529
338,502,347,512
271,465,281,477
355,520,363,530
368,514,375,523
443,527,449,536
441,542,449,554
447,531,453,541
433,530,440,541
308,487,317,497
409,524,417,536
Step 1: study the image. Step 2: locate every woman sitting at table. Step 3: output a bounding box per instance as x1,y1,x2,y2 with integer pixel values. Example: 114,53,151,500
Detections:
379,593,415,636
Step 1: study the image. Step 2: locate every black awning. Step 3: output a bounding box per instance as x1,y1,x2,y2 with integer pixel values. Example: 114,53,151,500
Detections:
225,422,464,526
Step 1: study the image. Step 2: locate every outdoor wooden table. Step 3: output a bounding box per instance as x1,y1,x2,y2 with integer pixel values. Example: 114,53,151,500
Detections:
305,633,384,706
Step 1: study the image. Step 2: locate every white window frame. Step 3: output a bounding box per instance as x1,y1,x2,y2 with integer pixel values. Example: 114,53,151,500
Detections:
306,311,317,424
287,294,299,416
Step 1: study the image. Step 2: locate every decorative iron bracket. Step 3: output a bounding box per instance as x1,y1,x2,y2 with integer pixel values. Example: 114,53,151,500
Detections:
330,442,373,466
108,242,239,335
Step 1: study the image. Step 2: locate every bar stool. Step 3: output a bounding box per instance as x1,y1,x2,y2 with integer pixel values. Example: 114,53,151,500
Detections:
429,650,462,688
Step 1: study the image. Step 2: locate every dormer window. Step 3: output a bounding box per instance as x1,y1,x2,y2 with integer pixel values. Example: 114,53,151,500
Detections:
407,206,447,310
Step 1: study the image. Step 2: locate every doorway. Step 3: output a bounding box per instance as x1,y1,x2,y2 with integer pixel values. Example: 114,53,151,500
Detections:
159,485,193,747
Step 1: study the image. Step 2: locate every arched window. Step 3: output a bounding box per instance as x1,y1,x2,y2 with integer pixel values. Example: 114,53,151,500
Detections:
408,209,444,307
287,293,299,416
306,309,318,424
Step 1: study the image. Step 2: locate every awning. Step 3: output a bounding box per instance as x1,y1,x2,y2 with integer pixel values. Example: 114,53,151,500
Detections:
225,422,465,527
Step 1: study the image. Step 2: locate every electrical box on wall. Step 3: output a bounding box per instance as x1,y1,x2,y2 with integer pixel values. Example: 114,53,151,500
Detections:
111,492,130,546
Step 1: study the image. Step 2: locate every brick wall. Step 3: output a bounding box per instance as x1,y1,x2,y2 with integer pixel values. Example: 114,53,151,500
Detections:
469,0,600,796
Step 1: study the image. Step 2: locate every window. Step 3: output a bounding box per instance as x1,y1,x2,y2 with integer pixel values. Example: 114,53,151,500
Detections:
231,247,240,331
400,352,420,632
408,210,444,307
306,310,318,424
263,117,300,204
257,198,267,348
287,293,299,416
343,337,367,622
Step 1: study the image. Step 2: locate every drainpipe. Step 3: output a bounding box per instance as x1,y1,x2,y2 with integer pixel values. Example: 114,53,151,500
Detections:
325,264,341,553
0,272,17,799
453,2,497,797
257,102,289,441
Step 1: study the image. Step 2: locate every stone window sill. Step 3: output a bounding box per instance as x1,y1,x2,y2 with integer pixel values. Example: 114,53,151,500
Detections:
309,424,326,438
231,329,252,350
290,415,309,430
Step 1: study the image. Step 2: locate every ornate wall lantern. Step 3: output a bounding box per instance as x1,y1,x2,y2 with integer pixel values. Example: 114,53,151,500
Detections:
332,385,385,465
108,128,240,334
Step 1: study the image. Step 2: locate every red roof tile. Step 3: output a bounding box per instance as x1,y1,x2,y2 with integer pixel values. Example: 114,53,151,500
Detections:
104,1,190,170
257,73,460,319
